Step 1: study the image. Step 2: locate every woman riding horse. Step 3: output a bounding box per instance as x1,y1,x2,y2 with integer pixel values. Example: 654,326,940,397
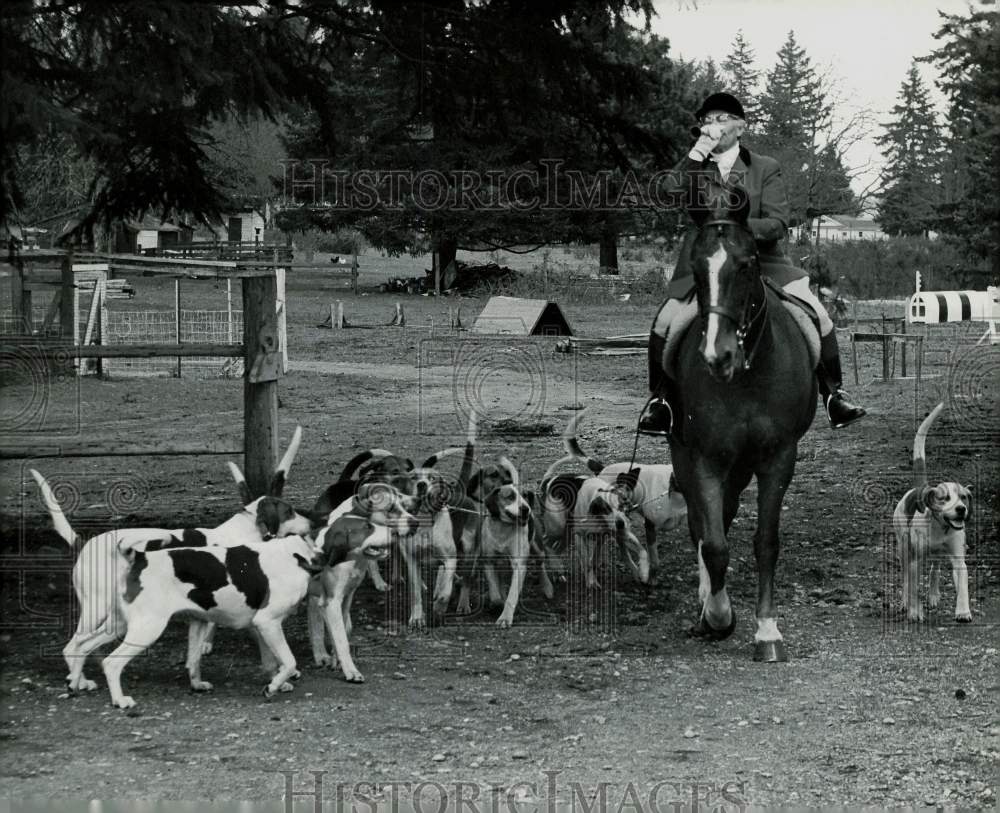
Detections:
640,92,866,438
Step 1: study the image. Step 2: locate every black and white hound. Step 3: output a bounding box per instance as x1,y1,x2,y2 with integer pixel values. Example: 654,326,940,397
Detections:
562,411,687,576
30,427,311,694
538,454,649,588
893,402,973,622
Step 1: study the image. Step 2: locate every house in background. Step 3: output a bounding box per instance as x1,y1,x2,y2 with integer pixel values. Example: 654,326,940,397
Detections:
193,205,267,244
794,214,888,243
112,214,194,254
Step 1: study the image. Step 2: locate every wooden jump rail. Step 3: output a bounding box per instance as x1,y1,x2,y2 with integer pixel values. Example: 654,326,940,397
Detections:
2,249,284,495
850,331,924,384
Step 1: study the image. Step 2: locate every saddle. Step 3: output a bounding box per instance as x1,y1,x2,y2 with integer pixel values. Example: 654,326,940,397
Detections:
658,281,821,380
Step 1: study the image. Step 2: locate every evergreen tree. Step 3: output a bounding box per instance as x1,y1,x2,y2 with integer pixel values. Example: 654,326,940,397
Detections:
278,1,688,269
875,64,942,236
923,1,1000,275
755,31,856,223
0,2,333,234
721,30,759,128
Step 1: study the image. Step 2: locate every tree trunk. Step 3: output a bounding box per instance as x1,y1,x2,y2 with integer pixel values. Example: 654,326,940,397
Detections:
434,236,458,294
599,227,618,275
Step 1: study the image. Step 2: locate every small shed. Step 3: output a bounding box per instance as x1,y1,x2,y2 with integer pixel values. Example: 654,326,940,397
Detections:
471,296,573,336
114,215,194,254
221,207,266,243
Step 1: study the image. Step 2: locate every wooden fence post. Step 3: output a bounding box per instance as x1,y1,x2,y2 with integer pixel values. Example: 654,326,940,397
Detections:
11,256,26,334
352,252,359,295
60,251,75,374
174,279,182,377
242,274,280,497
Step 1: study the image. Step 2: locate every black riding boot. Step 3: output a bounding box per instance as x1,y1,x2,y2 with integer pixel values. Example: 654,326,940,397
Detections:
638,331,679,438
817,332,867,428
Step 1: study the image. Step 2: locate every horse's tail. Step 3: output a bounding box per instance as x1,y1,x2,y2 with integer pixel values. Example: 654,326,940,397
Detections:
562,411,603,475
912,402,944,491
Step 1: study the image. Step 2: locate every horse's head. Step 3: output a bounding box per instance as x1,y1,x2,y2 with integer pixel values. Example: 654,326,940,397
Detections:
687,184,761,382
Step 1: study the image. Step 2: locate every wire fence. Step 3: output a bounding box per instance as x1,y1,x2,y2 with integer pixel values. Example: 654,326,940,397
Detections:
101,310,245,378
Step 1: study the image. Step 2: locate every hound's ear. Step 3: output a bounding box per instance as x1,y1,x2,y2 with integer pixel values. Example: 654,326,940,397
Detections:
960,485,973,506
617,469,639,491
917,484,937,512
255,497,280,539
466,470,483,501
319,527,351,568
590,495,612,516
485,488,501,519
405,458,415,471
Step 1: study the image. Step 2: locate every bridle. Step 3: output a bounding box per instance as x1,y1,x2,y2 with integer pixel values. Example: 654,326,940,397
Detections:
699,218,768,371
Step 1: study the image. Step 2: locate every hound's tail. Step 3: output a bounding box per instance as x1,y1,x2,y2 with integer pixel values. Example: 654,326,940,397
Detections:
29,469,82,547
913,402,944,491
458,409,478,487
227,462,254,506
540,454,584,487
337,448,398,481
420,446,465,469
227,424,304,503
562,410,603,475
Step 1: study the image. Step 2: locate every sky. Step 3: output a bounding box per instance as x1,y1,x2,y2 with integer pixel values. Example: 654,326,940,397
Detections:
645,0,976,201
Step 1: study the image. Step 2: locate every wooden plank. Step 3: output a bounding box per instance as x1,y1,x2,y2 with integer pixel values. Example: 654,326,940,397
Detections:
242,275,279,496
92,253,239,269
0,342,244,359
107,263,276,279
0,439,242,460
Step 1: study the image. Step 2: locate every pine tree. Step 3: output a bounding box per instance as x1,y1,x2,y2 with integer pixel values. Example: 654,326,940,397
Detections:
0,2,337,233
721,30,759,128
756,31,849,222
923,1,1000,274
691,58,726,101
279,1,684,266
875,64,942,236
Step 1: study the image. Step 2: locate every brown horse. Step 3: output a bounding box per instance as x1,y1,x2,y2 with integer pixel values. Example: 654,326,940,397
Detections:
667,194,816,661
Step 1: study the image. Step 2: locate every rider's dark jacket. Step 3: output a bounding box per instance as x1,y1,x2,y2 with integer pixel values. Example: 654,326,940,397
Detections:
664,145,807,300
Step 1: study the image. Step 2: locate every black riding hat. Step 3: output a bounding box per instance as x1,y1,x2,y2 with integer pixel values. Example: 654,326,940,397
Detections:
696,92,745,121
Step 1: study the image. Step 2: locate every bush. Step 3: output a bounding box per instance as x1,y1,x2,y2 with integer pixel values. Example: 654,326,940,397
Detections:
315,228,367,255
789,237,988,299
287,228,367,256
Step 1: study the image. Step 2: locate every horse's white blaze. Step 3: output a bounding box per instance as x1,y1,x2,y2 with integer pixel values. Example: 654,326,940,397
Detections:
703,245,727,361
754,617,782,643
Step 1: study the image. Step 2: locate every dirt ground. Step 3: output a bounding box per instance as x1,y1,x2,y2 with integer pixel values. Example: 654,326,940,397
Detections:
1,280,998,809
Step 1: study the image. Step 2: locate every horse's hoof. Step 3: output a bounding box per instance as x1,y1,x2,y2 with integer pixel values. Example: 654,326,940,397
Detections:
686,609,737,641
752,640,788,663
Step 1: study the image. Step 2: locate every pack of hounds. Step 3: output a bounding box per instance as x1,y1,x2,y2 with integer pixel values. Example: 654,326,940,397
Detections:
30,403,971,709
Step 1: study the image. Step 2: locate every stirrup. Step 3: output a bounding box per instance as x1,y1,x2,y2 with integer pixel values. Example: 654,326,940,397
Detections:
638,398,673,437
